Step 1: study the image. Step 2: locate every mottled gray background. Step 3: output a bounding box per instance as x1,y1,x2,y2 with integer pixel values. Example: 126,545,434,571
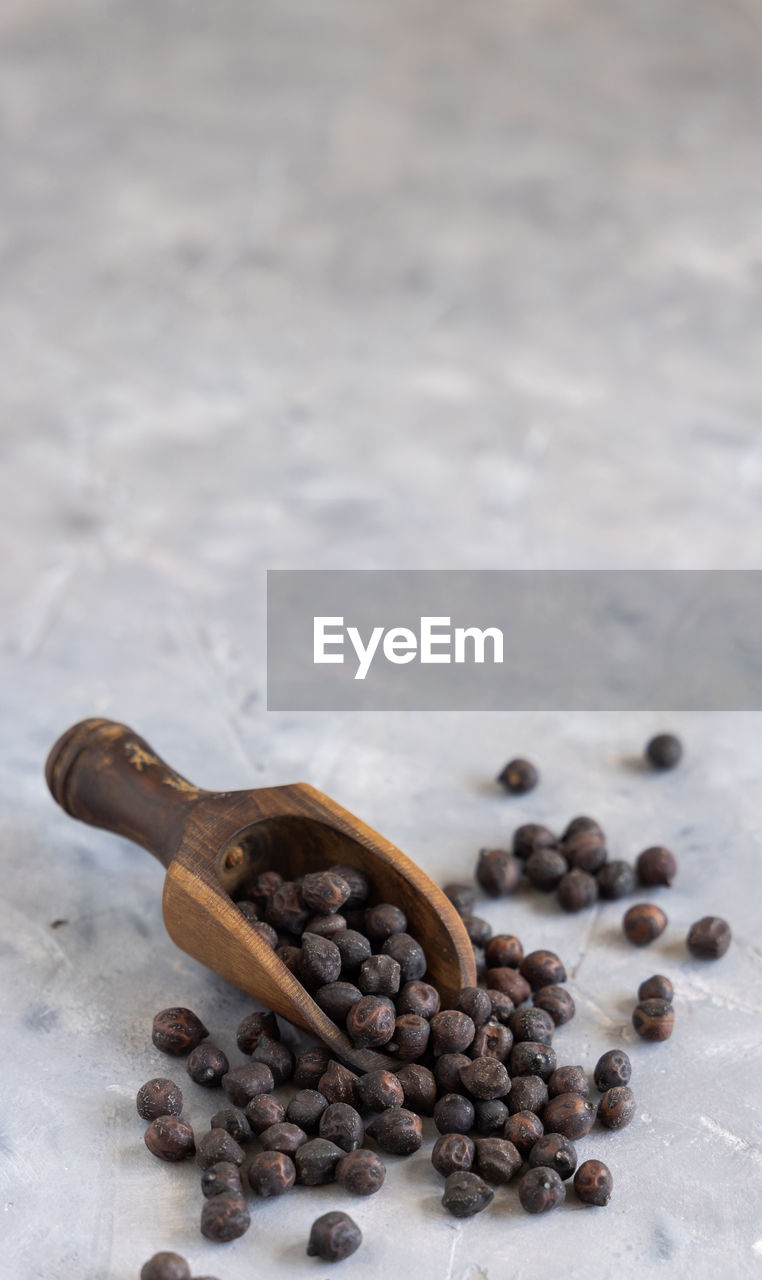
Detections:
2,1,762,1277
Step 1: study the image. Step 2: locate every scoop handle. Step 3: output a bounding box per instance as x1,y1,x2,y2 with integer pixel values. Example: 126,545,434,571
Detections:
45,718,207,868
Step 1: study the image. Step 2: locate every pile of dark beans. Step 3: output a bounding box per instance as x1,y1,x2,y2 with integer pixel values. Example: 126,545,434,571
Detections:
136,732,734,1267
138,899,630,1263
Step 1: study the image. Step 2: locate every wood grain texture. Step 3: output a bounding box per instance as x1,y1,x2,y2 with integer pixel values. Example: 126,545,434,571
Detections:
46,718,476,1070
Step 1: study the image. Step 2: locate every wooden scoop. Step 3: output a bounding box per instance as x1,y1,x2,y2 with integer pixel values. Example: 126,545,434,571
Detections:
46,718,476,1072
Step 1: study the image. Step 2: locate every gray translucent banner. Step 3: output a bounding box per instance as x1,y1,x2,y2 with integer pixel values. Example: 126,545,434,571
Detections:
266,571,762,710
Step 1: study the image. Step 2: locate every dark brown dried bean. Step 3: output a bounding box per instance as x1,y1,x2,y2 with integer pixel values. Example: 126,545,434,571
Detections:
364,903,407,942
144,1116,195,1162
594,1050,632,1091
548,1066,589,1099
474,1137,522,1184
623,903,667,946
596,860,636,900
151,1008,208,1057
396,1063,437,1114
390,1014,430,1059
509,1042,557,1081
453,988,492,1027
247,1149,296,1197
329,864,369,908
557,869,599,912
304,913,347,939
459,1057,510,1100
319,1103,364,1153
200,1161,242,1199
336,1148,386,1195
195,1127,244,1170
521,950,569,990
187,1045,229,1089
574,1158,613,1206
301,870,352,915
140,1253,191,1280
562,815,603,842
528,1132,577,1179
645,732,682,769
295,1137,345,1184
526,847,569,891
434,1093,475,1134
265,880,309,934
509,1007,555,1044
461,914,493,947
485,990,515,1024
431,1132,475,1177
599,1086,637,1129
200,1191,250,1242
564,825,607,873
319,1060,360,1106
443,883,476,915
503,1110,544,1156
471,1022,513,1062
632,998,674,1041
366,1107,422,1154
334,929,372,972
346,995,396,1049
286,1089,328,1132
486,968,531,1005
247,869,283,904
307,1211,362,1262
396,980,440,1019
430,1010,476,1056
221,1062,274,1106
507,1075,548,1116
533,985,575,1026
244,1093,285,1135
542,1093,597,1139
293,1046,331,1088
637,846,677,887
243,917,278,947
687,916,732,959
356,1069,404,1112
211,1108,249,1144
137,1078,183,1121
435,1052,472,1093
235,1010,279,1054
476,848,522,896
235,896,260,923
382,933,427,982
513,823,558,861
485,935,524,969
638,974,674,1002
442,1170,494,1217
358,954,401,996
315,981,363,1022
299,933,342,989
518,1166,565,1214
497,758,539,794
252,1037,293,1086
259,1122,308,1155
473,1098,509,1134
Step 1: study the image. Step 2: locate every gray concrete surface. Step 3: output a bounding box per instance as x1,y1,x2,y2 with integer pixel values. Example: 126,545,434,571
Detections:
2,1,762,1277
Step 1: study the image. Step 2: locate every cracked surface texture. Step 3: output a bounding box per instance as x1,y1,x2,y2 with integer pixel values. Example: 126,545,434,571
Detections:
2,1,762,1277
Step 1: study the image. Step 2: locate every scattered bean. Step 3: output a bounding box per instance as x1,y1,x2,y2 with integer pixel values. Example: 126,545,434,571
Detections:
623,903,668,946
687,916,731,959
442,1170,495,1217
307,1210,362,1262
